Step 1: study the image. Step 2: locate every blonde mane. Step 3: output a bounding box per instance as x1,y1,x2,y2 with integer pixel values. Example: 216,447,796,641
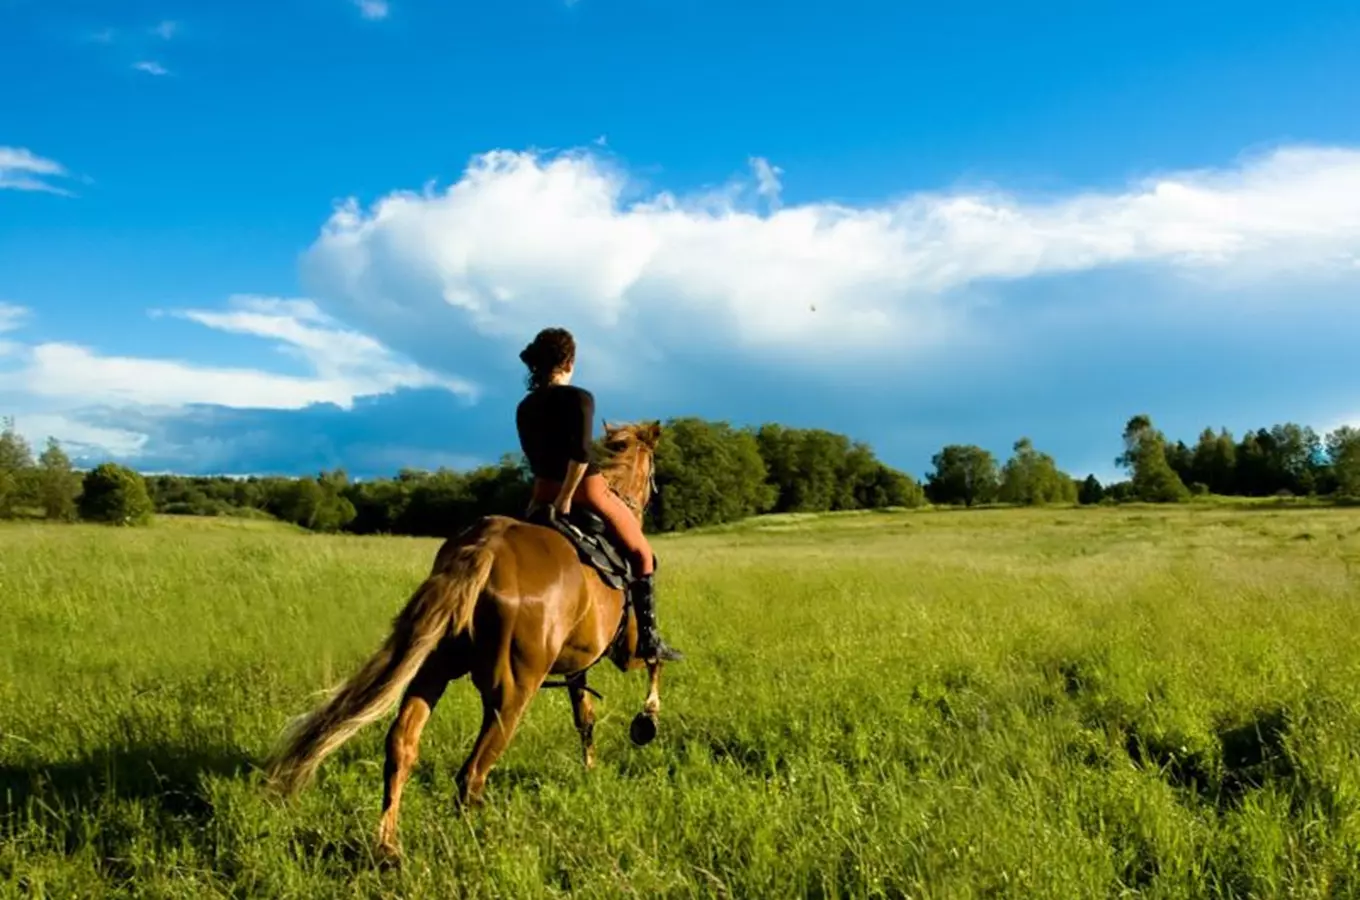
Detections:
596,421,662,518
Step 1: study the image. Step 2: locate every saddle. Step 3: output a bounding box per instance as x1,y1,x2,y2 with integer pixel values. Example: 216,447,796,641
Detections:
524,506,636,591
524,505,644,670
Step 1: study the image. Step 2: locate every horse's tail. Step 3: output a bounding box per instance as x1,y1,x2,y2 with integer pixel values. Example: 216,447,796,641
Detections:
263,533,497,796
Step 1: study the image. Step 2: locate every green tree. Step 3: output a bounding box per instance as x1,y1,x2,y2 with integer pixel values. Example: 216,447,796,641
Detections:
998,437,1077,505
925,444,1000,506
1190,427,1237,495
1164,439,1195,489
1326,426,1360,498
344,477,414,534
35,438,80,521
1235,429,1274,496
1267,423,1323,495
650,418,776,531
394,470,473,536
1077,474,1105,505
0,417,36,518
1104,480,1135,503
266,470,357,532
78,462,155,525
853,462,926,509
1117,414,1189,503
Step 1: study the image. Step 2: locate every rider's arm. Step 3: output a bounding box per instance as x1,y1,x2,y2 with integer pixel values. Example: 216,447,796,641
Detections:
554,388,595,512
555,461,588,513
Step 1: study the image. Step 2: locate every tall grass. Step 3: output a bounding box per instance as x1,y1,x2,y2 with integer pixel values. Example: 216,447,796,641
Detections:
2,506,1359,897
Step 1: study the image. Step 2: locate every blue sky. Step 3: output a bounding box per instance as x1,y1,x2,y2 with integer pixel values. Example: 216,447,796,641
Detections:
3,0,1360,483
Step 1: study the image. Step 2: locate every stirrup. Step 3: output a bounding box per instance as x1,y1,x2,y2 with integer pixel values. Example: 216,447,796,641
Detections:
636,630,685,663
645,642,685,663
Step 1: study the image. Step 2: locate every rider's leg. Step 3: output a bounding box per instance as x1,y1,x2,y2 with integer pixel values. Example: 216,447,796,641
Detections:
577,475,681,662
578,475,654,575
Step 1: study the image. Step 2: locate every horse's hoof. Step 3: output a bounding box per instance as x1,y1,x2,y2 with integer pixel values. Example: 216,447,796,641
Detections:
630,711,658,746
375,843,403,871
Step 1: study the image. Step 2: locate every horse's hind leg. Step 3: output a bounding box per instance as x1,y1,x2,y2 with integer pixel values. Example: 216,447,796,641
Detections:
377,649,464,859
455,669,543,806
568,677,596,770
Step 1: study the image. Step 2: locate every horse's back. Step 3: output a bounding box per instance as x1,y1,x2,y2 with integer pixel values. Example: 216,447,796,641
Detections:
428,513,618,674
490,518,625,675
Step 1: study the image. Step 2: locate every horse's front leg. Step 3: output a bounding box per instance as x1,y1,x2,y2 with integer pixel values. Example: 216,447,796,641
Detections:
629,661,662,746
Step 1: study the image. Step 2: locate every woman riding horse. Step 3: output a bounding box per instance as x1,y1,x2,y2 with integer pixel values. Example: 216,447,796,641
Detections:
515,327,682,664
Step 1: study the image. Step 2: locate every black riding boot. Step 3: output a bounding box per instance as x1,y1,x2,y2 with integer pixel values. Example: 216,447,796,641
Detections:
629,574,684,662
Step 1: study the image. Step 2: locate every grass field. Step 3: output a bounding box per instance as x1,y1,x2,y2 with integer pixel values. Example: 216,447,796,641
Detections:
3,505,1360,898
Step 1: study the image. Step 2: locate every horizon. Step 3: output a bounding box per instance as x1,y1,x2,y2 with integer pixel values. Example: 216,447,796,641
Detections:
4,0,1360,487
9,412,1346,491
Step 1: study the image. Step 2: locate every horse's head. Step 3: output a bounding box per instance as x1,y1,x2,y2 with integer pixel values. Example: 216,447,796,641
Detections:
600,420,663,518
603,420,662,450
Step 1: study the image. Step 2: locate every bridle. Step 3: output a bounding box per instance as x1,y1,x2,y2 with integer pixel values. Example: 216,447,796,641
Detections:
616,447,658,520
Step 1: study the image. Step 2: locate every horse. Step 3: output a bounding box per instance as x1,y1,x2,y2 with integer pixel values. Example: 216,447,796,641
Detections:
261,420,670,859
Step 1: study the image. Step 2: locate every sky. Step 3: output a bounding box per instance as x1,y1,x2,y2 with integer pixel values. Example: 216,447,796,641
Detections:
3,0,1360,484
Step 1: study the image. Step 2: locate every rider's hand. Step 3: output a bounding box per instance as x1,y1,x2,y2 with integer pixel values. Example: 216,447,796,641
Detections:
555,499,572,517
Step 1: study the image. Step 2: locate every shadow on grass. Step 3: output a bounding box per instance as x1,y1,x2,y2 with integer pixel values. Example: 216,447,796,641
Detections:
1,739,256,883
1,740,255,824
1122,706,1299,813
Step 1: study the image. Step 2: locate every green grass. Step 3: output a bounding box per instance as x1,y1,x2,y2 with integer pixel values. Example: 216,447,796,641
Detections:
3,506,1360,898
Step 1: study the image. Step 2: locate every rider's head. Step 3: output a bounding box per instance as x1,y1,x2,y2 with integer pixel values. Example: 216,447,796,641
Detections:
519,327,576,389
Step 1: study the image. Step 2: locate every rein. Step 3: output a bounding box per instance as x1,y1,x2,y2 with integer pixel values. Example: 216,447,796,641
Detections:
541,677,604,698
615,456,658,518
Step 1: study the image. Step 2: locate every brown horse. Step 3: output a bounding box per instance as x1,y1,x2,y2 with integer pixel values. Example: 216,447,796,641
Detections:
262,421,670,858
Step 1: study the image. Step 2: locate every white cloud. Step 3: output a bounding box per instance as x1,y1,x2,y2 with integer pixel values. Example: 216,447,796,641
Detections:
0,147,75,196
152,20,178,39
0,303,26,333
167,295,476,400
133,61,170,76
354,0,389,20
11,414,149,459
0,303,27,359
301,143,1360,377
0,296,474,458
749,156,783,209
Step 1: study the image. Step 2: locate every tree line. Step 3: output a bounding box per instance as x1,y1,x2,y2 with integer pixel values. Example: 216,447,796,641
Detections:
921,415,1360,506
2,412,1358,533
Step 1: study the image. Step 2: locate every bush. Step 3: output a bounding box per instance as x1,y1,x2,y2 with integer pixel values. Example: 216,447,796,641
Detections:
79,463,155,526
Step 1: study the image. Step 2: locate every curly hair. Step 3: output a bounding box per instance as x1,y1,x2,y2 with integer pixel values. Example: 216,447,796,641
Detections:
519,327,576,390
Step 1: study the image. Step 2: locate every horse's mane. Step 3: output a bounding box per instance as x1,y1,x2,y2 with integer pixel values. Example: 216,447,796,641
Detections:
597,433,643,477
595,422,660,499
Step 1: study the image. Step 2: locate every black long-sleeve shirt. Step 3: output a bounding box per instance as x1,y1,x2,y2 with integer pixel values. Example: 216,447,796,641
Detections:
516,384,597,481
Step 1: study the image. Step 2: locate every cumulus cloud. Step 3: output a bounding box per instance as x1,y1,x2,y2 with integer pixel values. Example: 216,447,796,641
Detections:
301,143,1360,386
133,60,170,76
0,296,473,459
354,0,389,20
11,142,1360,476
152,20,178,39
0,147,75,195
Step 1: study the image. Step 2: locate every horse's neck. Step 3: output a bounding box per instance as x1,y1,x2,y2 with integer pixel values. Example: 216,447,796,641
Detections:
602,451,646,515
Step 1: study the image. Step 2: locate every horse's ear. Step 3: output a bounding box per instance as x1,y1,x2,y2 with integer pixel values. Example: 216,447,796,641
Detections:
602,420,616,434
644,421,663,445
